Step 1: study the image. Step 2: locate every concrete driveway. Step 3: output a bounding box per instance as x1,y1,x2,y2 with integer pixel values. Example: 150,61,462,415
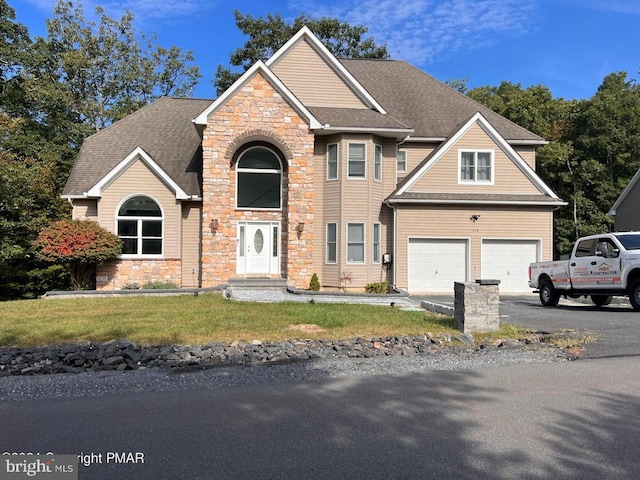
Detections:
412,293,640,359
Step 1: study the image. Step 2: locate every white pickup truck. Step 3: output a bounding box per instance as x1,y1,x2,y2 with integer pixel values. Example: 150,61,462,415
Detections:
529,232,640,310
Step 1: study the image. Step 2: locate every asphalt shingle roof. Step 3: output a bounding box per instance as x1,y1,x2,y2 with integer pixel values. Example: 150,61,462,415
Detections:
63,97,213,197
339,58,544,142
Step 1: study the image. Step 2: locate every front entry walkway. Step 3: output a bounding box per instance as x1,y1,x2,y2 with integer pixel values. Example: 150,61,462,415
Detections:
225,287,419,307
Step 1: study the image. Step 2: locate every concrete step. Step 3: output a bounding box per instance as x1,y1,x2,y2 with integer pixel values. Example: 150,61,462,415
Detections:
227,277,287,289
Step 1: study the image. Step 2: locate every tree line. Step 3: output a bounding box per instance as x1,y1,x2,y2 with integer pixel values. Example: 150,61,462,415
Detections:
1,2,639,299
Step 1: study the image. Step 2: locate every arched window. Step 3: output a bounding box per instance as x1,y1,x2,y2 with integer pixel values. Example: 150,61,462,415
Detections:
236,147,282,209
117,195,163,255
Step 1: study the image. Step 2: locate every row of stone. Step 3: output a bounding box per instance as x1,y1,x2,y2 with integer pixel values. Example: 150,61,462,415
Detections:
0,334,552,376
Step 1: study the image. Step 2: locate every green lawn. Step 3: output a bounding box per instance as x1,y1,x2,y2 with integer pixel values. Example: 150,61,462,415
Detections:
0,292,466,347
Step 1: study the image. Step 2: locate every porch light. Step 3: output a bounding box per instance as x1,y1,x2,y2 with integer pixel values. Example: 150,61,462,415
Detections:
209,219,219,231
297,222,305,233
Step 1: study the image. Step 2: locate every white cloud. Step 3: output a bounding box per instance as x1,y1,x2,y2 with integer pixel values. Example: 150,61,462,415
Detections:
564,0,640,16
299,0,537,65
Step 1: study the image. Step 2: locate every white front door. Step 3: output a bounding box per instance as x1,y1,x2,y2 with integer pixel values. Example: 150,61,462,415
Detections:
237,222,280,275
246,223,270,274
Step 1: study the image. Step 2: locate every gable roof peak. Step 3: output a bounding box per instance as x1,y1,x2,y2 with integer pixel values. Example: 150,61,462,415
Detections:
266,27,387,114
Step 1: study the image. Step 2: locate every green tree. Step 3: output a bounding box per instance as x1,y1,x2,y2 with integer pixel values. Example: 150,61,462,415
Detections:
35,219,121,290
44,0,201,131
571,72,640,233
214,10,389,95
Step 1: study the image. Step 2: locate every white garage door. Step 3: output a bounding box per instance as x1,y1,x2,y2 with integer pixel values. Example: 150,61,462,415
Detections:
481,240,538,292
408,239,468,293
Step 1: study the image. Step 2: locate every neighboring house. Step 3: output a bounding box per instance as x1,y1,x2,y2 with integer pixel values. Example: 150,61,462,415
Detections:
62,27,565,293
609,168,640,231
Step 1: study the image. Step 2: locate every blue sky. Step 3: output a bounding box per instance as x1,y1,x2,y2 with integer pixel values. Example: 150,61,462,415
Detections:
11,0,640,101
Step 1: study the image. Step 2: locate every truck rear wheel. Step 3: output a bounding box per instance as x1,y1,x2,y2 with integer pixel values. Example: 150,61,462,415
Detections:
629,280,640,311
539,279,560,307
591,295,612,307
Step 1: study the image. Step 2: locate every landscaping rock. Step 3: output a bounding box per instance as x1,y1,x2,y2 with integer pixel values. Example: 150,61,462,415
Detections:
0,333,575,376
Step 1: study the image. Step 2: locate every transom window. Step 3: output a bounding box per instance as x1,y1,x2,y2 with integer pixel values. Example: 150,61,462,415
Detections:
459,150,493,183
236,147,282,209
117,195,163,256
348,143,366,179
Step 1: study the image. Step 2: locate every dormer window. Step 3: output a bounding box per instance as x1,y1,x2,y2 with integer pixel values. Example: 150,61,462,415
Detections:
459,150,493,184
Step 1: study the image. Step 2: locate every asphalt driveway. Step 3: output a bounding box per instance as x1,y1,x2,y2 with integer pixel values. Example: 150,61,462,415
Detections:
412,293,640,359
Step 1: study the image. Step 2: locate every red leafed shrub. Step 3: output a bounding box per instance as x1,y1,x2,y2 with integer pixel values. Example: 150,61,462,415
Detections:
35,219,121,290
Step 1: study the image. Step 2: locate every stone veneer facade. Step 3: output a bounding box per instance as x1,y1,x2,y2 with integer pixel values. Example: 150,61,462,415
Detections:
96,260,182,290
200,72,315,289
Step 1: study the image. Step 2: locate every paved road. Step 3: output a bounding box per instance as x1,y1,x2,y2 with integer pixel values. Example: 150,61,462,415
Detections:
1,358,639,479
415,294,640,359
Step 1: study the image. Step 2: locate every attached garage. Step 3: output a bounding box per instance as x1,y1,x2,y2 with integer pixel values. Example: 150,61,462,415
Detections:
407,238,468,293
481,239,539,292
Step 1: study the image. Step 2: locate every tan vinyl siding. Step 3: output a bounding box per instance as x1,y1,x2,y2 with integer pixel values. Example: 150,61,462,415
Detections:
313,134,395,289
72,199,98,219
615,184,640,231
394,205,553,290
98,159,181,258
409,124,541,194
397,142,437,182
270,39,368,109
181,202,201,288
516,145,536,169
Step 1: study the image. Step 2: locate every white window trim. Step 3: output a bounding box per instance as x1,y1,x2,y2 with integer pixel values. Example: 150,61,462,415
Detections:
458,149,495,185
327,143,339,181
372,223,381,264
235,146,284,210
396,149,407,174
326,223,337,264
346,222,365,264
347,142,367,180
374,144,382,182
115,194,164,259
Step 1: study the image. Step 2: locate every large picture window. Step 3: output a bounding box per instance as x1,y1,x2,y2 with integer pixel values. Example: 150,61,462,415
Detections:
237,147,282,209
459,150,493,183
347,223,365,263
117,195,163,256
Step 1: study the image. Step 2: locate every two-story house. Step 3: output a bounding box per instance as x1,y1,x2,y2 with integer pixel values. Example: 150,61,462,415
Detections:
62,27,565,293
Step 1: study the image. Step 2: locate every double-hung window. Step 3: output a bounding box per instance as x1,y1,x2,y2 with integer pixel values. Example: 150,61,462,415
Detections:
374,145,382,181
459,150,493,183
348,143,366,179
326,223,337,264
347,223,365,263
372,223,381,263
117,195,163,256
396,150,407,174
327,144,338,180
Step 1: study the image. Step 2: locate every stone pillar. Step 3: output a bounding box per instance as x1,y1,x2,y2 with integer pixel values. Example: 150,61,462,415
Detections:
454,280,500,333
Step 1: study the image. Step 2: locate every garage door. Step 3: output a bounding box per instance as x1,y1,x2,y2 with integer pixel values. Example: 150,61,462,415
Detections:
481,240,538,292
408,239,468,293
